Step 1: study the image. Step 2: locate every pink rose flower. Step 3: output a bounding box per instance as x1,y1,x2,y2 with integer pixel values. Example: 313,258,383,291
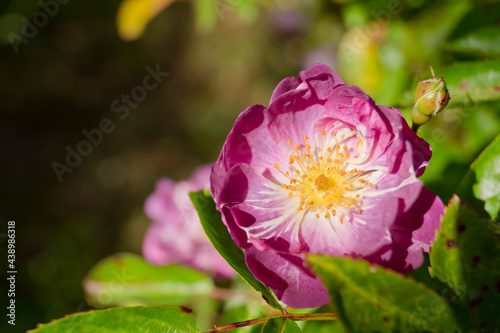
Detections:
210,64,444,308
143,165,235,279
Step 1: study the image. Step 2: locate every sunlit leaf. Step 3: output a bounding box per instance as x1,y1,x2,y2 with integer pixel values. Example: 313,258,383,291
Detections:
116,0,177,41
29,305,199,333
441,60,500,105
190,190,282,310
446,26,500,56
471,135,500,220
404,1,471,60
414,100,500,199
429,195,500,331
83,252,213,307
308,255,457,333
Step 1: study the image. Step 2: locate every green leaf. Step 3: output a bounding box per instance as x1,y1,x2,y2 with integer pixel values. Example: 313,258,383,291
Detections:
446,26,500,56
302,320,344,333
248,323,266,333
83,252,214,307
405,101,500,196
407,253,452,293
281,320,302,333
441,60,500,105
308,255,457,333
189,190,282,310
404,1,471,61
455,134,500,220
261,318,302,333
471,135,500,220
429,195,500,331
29,305,199,333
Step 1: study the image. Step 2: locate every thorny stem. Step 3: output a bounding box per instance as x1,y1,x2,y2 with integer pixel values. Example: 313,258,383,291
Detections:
202,312,337,332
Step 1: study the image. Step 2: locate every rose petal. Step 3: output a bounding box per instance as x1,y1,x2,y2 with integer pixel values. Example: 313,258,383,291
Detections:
246,246,329,309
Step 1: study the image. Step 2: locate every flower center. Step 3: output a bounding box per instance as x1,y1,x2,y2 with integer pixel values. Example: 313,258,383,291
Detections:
314,174,330,191
274,130,373,222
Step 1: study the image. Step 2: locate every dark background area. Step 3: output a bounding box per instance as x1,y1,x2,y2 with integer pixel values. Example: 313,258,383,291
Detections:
0,1,310,330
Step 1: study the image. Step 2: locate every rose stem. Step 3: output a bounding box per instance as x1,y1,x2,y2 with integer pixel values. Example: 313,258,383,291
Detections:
202,312,337,332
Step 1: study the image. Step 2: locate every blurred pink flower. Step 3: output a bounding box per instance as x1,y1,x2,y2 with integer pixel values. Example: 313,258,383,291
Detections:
143,165,235,279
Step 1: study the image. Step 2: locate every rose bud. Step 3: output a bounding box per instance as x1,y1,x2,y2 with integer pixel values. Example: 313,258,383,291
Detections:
412,65,450,127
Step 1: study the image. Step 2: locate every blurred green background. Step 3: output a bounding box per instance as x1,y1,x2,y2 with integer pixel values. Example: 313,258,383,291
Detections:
1,0,499,331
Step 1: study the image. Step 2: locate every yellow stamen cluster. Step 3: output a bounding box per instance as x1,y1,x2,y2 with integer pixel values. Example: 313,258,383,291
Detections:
274,130,373,221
